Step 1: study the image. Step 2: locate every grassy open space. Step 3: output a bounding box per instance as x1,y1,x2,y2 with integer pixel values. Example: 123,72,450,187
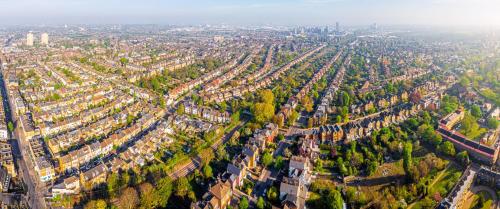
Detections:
410,162,463,209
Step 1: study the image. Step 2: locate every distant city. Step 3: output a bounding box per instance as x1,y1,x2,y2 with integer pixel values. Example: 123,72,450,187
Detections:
0,5,499,209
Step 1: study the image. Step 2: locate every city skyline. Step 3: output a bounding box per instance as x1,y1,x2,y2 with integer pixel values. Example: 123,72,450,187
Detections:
1,0,500,26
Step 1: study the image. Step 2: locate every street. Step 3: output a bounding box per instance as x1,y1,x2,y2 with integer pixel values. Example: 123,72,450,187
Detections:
0,69,46,209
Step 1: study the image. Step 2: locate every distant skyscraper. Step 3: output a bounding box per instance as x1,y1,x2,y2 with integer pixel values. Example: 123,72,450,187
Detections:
41,33,49,45
26,32,34,46
335,22,340,32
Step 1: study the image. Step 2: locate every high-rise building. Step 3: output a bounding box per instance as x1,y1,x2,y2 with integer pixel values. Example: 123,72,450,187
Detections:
41,33,49,45
335,22,340,32
26,33,34,46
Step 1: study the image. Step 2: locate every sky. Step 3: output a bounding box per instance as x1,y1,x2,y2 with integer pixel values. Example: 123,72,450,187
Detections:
1,0,500,26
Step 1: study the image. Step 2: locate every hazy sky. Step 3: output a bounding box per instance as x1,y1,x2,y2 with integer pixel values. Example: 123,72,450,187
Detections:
1,0,499,26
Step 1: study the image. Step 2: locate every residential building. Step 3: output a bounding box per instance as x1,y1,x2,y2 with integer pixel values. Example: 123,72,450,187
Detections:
27,33,34,46
41,33,49,45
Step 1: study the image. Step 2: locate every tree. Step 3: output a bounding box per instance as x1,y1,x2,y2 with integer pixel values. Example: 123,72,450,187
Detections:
471,105,482,118
84,199,107,209
239,196,249,209
117,187,139,209
119,57,129,67
302,95,314,112
177,103,185,115
216,145,227,161
340,91,350,106
219,101,227,112
138,183,155,208
267,186,278,202
459,76,470,87
335,115,342,123
154,177,173,208
274,155,284,169
258,89,275,104
157,97,166,108
287,110,299,126
325,189,344,209
202,164,213,179
256,197,265,209
7,122,14,133
430,134,443,147
126,114,134,125
337,157,348,176
367,161,378,176
261,152,273,167
456,151,469,165
460,113,484,139
174,177,190,197
403,142,413,174
487,117,499,129
253,102,275,124
440,141,456,156
308,118,314,128
107,173,120,197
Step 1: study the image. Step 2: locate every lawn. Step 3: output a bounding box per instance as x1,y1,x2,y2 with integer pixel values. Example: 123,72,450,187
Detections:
428,164,462,196
410,162,463,209
366,160,405,180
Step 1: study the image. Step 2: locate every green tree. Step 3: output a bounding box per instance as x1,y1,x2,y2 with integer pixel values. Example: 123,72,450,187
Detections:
256,196,265,209
302,95,314,112
174,177,190,197
154,177,174,208
121,171,131,187
261,152,273,167
340,91,350,106
258,89,275,104
403,142,413,173
456,151,469,165
253,102,275,124
239,196,249,209
126,114,134,125
274,155,284,169
267,186,278,202
107,173,120,197
487,117,499,129
325,189,344,209
430,134,443,147
84,199,107,209
7,122,14,133
471,105,482,118
460,113,485,139
202,164,213,179
119,57,129,67
177,103,185,115
158,97,166,108
459,76,470,87
337,157,348,176
367,161,378,176
220,101,227,112
287,110,299,126
440,141,456,156
138,183,156,208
